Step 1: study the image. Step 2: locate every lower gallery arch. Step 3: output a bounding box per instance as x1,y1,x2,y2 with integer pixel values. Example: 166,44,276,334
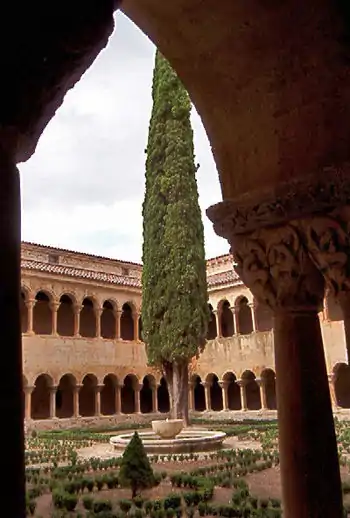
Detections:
140,375,155,413
261,368,277,409
79,374,98,417
31,374,53,419
207,373,223,411
157,377,170,413
242,370,261,410
121,374,138,413
334,363,350,408
223,372,241,410
57,295,75,336
101,374,118,415
56,374,76,418
192,375,206,411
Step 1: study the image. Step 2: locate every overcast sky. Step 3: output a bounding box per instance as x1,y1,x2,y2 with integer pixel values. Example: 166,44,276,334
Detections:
19,12,229,263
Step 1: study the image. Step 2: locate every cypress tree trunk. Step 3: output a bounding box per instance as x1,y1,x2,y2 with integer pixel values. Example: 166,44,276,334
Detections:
165,361,189,426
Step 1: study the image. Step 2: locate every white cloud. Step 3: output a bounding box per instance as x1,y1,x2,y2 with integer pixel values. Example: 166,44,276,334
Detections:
19,12,229,263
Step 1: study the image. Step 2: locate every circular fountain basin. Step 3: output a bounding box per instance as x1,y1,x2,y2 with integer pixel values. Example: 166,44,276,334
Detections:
152,419,184,439
110,428,227,455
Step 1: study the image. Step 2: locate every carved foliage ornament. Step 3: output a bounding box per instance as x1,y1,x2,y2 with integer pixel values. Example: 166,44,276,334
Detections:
232,225,324,311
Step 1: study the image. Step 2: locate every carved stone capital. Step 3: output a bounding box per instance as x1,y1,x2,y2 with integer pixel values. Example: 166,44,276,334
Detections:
232,224,324,312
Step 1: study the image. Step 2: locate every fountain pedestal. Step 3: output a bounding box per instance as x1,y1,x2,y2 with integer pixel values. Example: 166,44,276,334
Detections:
151,419,183,439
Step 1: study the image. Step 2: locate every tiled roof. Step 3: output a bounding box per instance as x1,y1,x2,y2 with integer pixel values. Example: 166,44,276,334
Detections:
22,258,242,289
21,260,141,288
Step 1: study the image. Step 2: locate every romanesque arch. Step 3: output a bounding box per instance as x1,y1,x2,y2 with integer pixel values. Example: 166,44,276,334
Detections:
79,374,97,417
334,363,350,408
101,300,116,339
33,291,52,335
120,303,134,341
236,296,253,335
101,374,118,415
223,371,241,410
140,374,154,413
56,373,76,418
57,294,75,336
242,370,261,410
261,368,277,410
31,374,53,419
207,304,217,340
206,373,223,411
121,374,138,413
192,375,206,411
21,290,28,333
157,377,170,413
219,300,234,337
80,297,96,338
255,302,273,332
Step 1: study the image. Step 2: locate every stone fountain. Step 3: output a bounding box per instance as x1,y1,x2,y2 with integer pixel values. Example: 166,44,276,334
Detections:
110,419,227,455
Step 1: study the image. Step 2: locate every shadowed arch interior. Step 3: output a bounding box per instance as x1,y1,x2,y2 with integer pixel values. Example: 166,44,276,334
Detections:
121,374,137,413
101,374,118,415
57,294,75,336
79,374,97,416
31,374,52,419
33,291,52,335
80,298,96,338
193,375,206,411
207,304,217,340
157,377,170,413
56,374,76,418
236,297,253,335
101,300,116,339
120,303,134,340
220,300,234,337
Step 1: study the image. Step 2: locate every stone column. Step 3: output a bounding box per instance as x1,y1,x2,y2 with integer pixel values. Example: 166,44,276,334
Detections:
232,306,239,334
188,381,195,411
49,386,57,418
152,386,158,413
214,310,221,337
228,223,342,518
114,310,121,340
95,385,103,416
73,385,81,418
203,382,211,411
236,379,247,411
24,386,34,420
256,378,267,410
249,302,258,332
115,384,122,414
50,302,59,336
73,305,81,337
133,312,139,341
95,308,102,339
323,288,330,322
328,374,338,409
219,381,229,410
26,299,35,335
135,384,141,414
0,151,25,517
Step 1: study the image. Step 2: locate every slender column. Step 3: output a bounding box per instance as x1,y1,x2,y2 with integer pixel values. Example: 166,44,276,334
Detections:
115,384,122,414
219,381,229,410
236,379,247,411
328,373,338,409
133,312,139,341
231,306,239,334
0,150,25,516
73,385,82,418
249,302,258,332
230,222,342,518
188,381,195,411
24,386,34,420
214,310,221,337
256,378,267,410
49,386,57,418
26,299,35,335
115,310,122,339
134,384,141,414
323,288,330,322
95,308,102,339
73,305,81,337
203,382,211,411
152,386,158,413
95,384,103,416
50,302,59,336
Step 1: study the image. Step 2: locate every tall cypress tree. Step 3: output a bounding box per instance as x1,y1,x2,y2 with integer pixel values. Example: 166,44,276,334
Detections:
142,50,209,423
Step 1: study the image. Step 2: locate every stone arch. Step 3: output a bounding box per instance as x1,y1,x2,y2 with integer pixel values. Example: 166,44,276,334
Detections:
236,296,253,335
327,293,343,322
101,374,118,415
101,300,116,339
20,289,28,333
157,376,170,413
206,373,223,411
33,290,53,335
333,363,350,408
31,373,53,419
120,302,134,340
80,297,97,338
79,374,98,417
140,374,155,413
242,370,261,410
261,368,277,410
207,303,217,340
57,294,75,337
255,302,273,332
218,299,234,337
121,374,138,414
222,371,241,410
192,374,206,411
56,373,76,418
